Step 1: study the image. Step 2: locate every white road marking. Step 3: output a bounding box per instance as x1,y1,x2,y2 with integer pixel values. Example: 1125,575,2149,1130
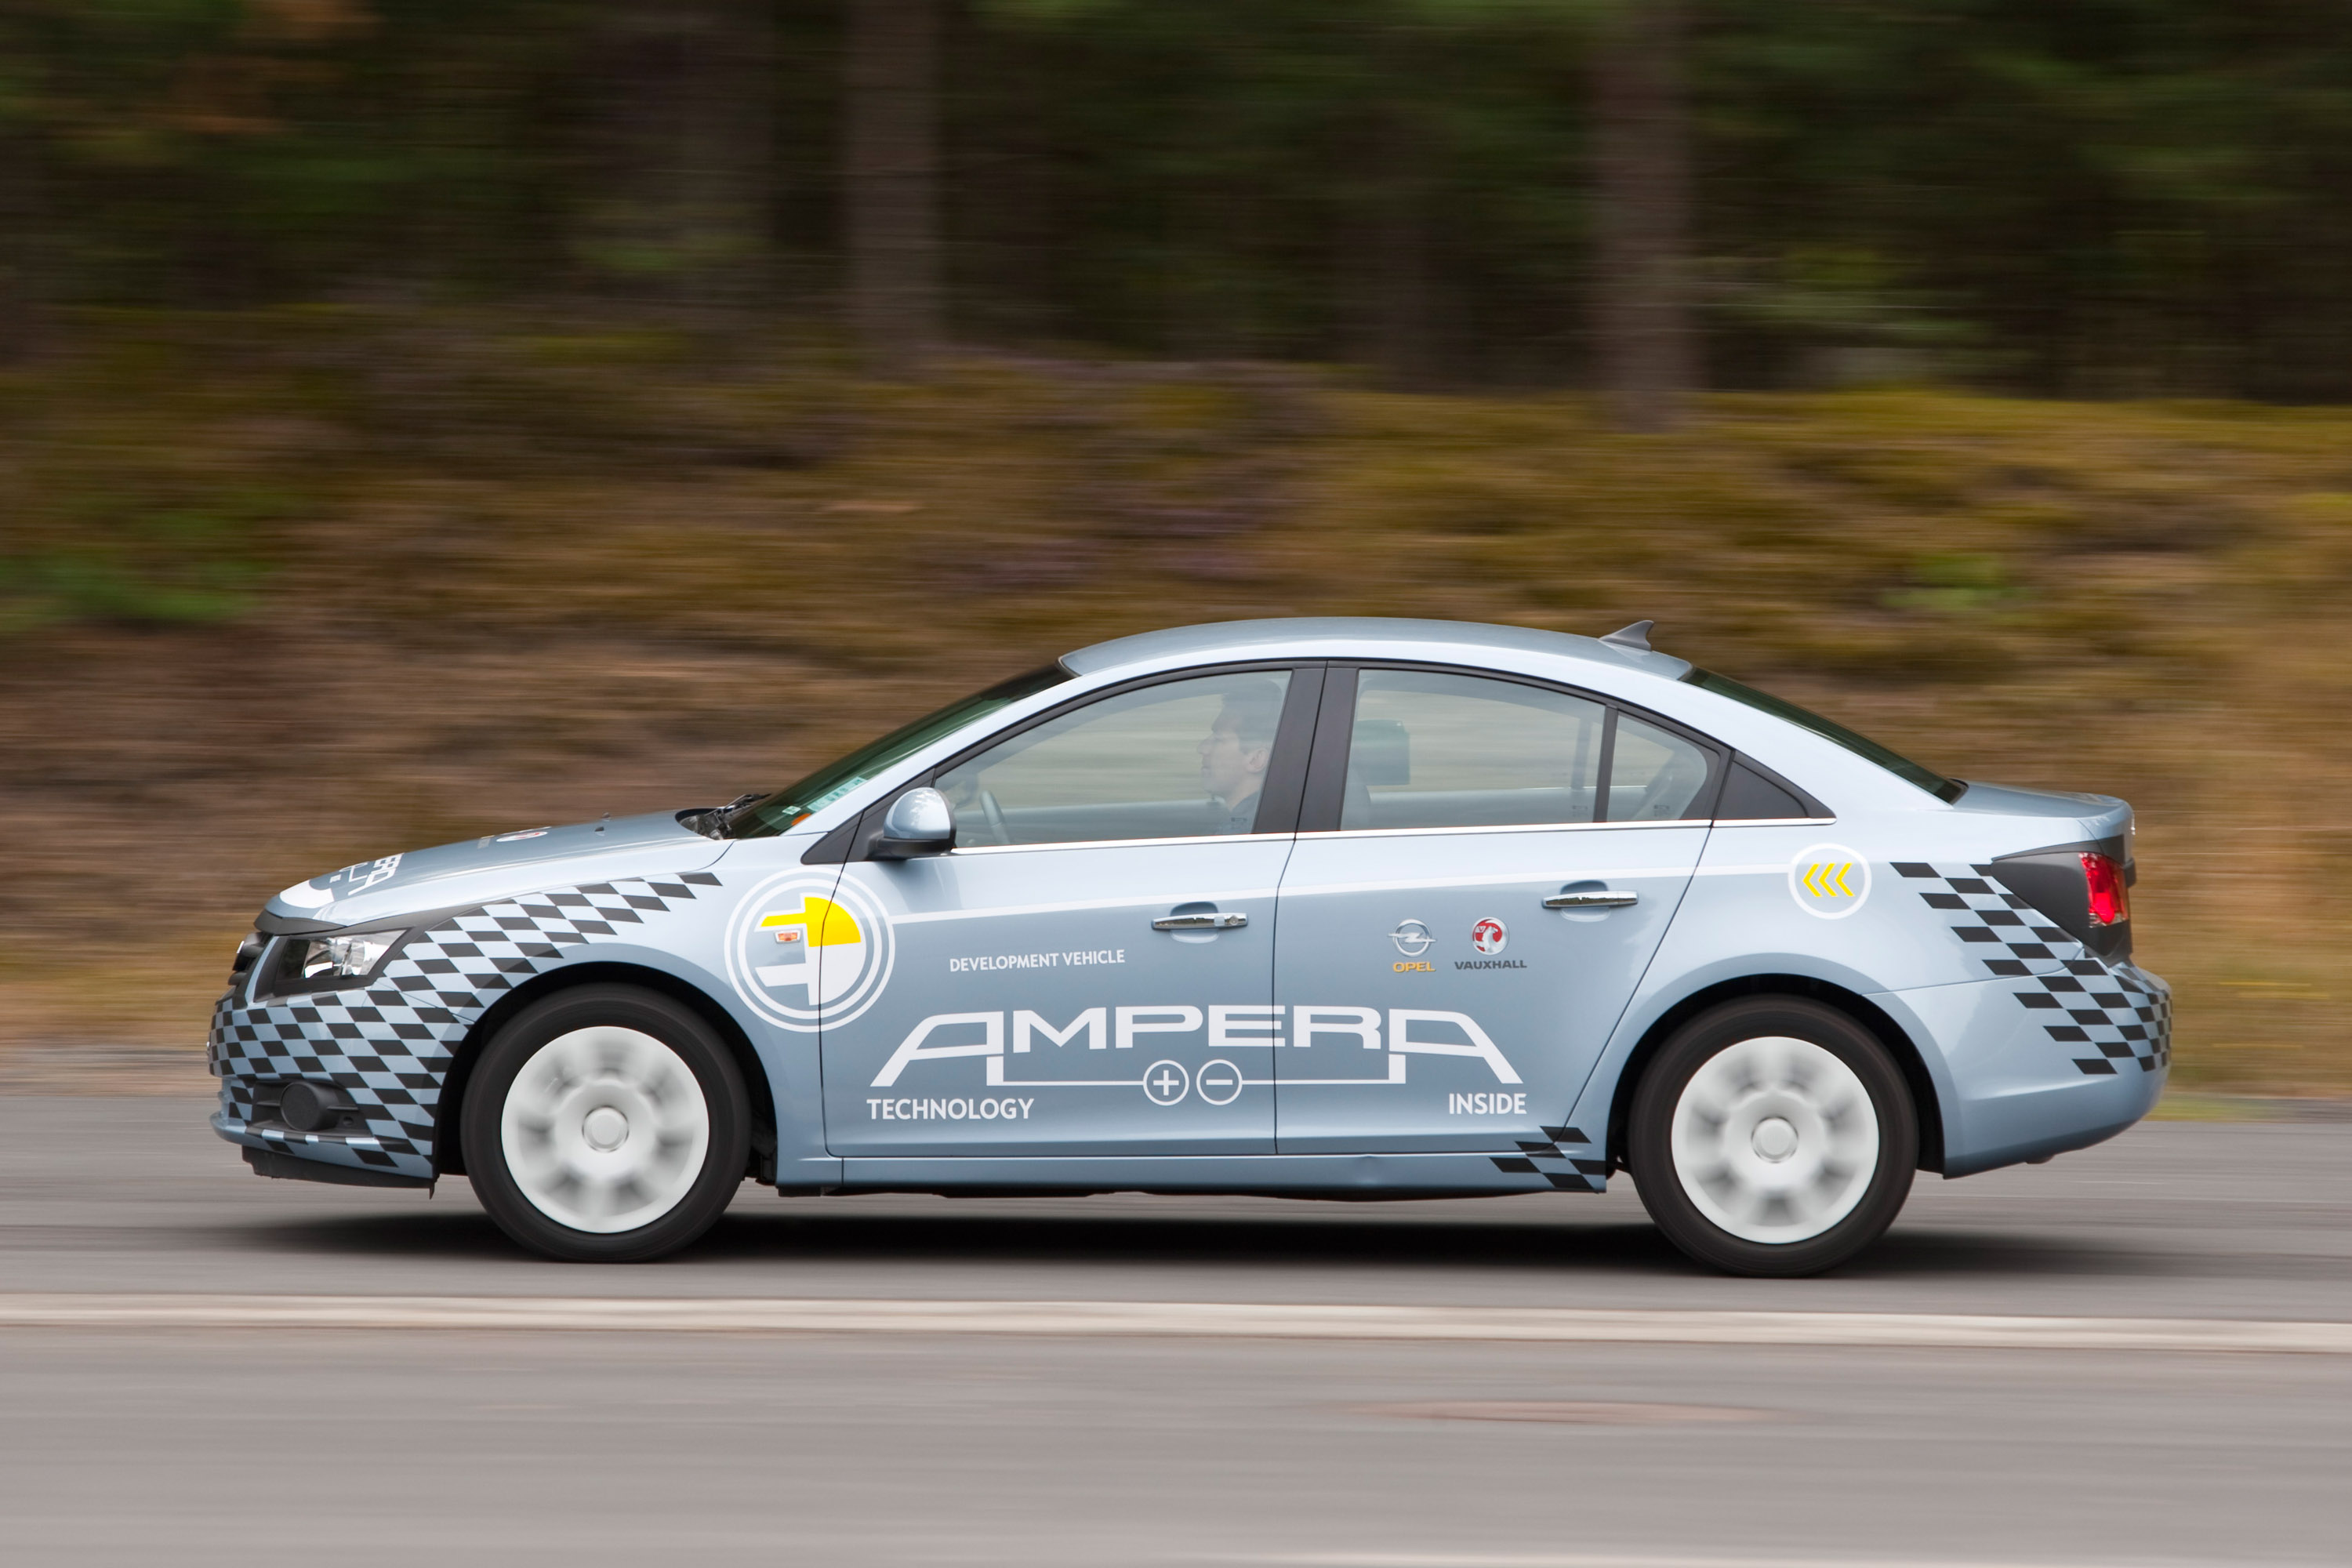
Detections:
0,1295,2348,1352
1209,1555,2310,1568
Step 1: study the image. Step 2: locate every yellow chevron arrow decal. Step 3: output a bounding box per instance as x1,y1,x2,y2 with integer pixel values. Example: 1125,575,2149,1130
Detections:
1802,861,1857,898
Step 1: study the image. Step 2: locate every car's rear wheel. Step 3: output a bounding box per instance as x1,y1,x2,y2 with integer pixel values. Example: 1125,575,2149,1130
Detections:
461,985,749,1262
1628,997,1916,1277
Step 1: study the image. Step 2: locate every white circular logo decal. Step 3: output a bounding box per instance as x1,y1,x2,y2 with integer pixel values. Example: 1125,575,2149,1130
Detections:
1143,1060,1190,1106
1788,844,1872,920
724,873,896,1032
1471,918,1508,955
1196,1059,1243,1106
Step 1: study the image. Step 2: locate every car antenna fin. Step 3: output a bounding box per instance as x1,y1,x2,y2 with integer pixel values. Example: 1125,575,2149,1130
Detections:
1599,619,1655,652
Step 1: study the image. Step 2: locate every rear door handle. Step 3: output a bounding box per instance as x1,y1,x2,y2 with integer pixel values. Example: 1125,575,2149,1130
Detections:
1544,891,1637,909
1152,913,1248,931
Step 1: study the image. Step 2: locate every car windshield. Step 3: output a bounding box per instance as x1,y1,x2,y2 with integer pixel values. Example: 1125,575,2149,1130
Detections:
722,665,1073,838
1682,668,1966,803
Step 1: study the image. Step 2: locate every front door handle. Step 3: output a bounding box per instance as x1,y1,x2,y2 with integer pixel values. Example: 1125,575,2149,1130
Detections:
1152,913,1248,931
1544,891,1637,909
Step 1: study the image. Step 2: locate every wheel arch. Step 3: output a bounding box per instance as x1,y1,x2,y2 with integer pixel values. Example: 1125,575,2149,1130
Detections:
431,961,779,1182
1602,975,1946,1176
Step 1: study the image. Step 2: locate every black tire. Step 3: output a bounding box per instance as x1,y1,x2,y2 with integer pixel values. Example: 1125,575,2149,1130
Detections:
460,984,750,1263
1628,996,1916,1277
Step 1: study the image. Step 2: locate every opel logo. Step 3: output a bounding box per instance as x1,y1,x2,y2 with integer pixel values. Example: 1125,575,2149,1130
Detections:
1389,919,1433,956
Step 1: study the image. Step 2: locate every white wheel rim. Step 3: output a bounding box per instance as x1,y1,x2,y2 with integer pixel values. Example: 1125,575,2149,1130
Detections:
1668,1036,1879,1245
499,1027,710,1235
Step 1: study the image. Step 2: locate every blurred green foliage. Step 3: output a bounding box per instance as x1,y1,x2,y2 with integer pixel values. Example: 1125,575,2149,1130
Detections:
1882,552,2020,615
2,2,2351,394
0,528,266,633
0,471,285,629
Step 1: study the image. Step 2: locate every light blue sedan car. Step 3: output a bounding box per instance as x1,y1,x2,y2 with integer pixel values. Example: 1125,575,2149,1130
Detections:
211,619,2165,1275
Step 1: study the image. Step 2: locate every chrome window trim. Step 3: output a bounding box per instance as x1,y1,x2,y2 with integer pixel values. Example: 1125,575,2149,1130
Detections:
947,831,1298,856
941,815,1835,854
1301,815,1837,841
1301,817,1713,842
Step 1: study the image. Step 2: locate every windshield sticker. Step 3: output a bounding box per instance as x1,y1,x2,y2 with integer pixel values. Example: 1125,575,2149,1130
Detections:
800,776,867,815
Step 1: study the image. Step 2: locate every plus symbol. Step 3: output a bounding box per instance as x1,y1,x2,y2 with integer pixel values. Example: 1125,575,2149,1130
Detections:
1152,1069,1181,1098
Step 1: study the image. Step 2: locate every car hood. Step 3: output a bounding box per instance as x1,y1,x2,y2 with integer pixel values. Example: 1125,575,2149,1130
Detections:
263,811,732,929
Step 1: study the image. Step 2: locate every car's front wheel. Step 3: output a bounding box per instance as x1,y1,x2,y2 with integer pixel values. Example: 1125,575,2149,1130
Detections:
461,984,749,1262
1628,997,1916,1277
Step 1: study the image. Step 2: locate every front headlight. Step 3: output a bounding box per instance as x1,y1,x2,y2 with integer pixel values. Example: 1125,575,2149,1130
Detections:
256,927,413,996
294,931,402,982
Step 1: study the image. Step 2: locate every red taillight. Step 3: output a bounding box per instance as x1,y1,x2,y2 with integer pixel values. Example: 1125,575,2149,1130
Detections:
2082,852,2129,927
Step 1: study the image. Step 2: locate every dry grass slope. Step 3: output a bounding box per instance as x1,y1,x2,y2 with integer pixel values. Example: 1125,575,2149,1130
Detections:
3,314,2347,1092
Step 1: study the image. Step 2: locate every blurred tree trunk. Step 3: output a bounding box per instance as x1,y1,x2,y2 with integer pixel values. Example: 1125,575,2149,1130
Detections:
680,1,777,318
1359,24,1436,390
1590,0,1693,431
582,1,773,317
0,140,36,364
844,0,942,373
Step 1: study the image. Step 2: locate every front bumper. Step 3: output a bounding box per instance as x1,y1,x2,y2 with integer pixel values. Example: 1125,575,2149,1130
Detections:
209,985,454,1181
209,869,728,1183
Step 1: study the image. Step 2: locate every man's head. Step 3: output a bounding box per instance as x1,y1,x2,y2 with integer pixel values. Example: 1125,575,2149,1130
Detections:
1199,680,1284,808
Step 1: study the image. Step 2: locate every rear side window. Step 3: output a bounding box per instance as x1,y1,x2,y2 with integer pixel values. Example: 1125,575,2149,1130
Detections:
1683,668,1965,803
1605,715,1714,822
1342,670,1607,829
1716,760,1810,820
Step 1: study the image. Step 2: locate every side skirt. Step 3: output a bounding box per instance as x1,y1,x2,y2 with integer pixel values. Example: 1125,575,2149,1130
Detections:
828,1152,1606,1198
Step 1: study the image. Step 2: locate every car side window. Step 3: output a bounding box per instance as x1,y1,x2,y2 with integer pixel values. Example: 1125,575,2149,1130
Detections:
1605,713,1714,822
937,670,1293,847
1341,670,1607,830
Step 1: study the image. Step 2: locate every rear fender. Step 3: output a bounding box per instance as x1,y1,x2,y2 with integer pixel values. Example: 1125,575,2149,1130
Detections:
1573,964,1954,1177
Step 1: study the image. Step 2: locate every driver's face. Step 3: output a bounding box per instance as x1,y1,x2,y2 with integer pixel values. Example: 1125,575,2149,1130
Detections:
1198,713,1269,805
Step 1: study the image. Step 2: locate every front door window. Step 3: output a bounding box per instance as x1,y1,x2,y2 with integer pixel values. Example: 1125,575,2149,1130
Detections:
938,672,1291,845
820,669,1305,1158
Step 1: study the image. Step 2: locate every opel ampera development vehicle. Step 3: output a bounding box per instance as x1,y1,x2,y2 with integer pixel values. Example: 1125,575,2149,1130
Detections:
211,619,2165,1275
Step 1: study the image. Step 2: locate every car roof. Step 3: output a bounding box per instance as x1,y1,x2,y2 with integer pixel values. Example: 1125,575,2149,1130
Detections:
1062,617,1693,684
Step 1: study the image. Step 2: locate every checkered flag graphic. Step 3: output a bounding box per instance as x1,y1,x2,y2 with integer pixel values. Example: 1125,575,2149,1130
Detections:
210,872,724,1179
1893,862,2170,1078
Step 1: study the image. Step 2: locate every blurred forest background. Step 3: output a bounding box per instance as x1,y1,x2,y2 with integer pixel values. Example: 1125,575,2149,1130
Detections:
2,0,2349,1095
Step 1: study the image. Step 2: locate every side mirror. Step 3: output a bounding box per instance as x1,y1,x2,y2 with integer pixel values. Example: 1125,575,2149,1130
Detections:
872,787,955,859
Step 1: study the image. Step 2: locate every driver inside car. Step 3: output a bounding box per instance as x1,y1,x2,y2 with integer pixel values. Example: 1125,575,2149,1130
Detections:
1197,679,1284,834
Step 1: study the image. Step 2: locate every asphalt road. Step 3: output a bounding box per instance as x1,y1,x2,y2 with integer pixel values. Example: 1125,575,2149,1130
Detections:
2,1097,2347,1566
